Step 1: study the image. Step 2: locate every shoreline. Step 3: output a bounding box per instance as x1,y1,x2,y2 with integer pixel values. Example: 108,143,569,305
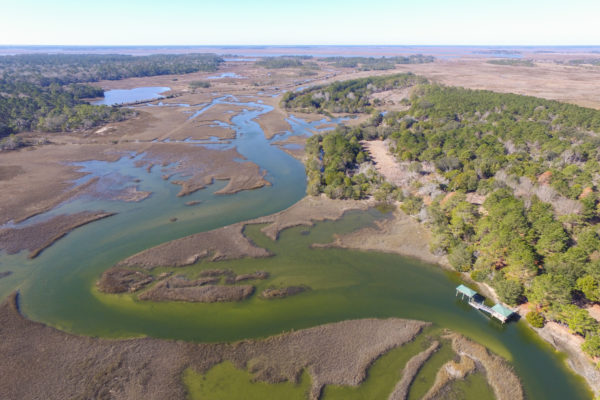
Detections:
0,211,116,259
252,196,600,396
0,291,523,399
94,191,598,395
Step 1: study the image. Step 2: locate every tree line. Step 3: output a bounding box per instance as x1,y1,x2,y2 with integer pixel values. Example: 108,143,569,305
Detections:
319,55,434,70
0,53,224,140
300,76,600,357
282,73,427,114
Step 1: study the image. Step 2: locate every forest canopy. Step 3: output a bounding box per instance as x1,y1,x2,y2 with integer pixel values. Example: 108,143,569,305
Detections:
304,76,600,355
319,55,434,70
282,73,427,114
0,53,224,138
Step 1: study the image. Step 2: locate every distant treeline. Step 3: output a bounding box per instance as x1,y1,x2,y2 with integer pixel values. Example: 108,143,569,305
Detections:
566,59,600,66
0,53,224,139
473,50,521,55
319,55,434,70
0,53,223,85
255,56,318,69
282,73,426,114
254,54,433,71
487,59,535,67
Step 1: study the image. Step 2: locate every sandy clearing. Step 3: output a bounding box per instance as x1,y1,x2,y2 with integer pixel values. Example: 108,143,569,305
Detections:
362,140,406,186
370,87,413,111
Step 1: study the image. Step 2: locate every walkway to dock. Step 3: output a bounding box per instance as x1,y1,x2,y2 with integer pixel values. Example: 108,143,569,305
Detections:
456,284,514,323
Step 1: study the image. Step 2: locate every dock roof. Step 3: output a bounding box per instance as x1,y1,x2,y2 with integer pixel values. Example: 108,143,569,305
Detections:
491,303,514,318
456,284,477,298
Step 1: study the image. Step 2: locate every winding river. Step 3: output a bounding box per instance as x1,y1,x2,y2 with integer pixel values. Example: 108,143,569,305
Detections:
0,88,593,399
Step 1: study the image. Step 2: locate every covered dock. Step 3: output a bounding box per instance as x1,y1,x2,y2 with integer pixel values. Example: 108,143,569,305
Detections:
455,285,515,323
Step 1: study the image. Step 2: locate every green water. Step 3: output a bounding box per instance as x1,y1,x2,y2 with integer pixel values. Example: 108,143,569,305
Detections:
0,96,593,399
184,363,312,400
408,340,455,400
323,328,442,399
186,327,495,400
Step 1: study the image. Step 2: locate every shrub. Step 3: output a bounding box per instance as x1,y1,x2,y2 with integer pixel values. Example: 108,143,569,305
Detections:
448,243,473,272
401,195,423,215
190,81,211,89
582,335,600,357
526,311,545,328
494,277,524,305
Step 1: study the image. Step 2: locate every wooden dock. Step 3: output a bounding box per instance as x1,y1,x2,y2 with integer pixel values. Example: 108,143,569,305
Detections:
456,284,514,323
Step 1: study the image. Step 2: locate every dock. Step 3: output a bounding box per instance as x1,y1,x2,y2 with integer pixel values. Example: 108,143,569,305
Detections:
456,284,515,323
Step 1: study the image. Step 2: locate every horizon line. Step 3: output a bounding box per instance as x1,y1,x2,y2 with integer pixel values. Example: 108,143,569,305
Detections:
1,44,600,48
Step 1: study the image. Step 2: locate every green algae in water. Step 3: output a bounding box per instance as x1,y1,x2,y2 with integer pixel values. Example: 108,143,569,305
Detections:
7,209,594,399
322,329,437,399
407,340,455,400
184,362,311,400
443,372,495,400
184,329,496,400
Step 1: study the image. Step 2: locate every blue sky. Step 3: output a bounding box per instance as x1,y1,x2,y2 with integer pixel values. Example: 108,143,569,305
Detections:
1,0,599,45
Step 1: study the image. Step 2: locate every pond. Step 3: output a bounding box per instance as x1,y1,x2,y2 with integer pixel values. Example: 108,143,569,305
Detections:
92,86,171,106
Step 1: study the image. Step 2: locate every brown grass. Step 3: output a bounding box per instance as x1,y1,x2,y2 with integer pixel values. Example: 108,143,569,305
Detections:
261,286,307,299
0,143,127,226
247,195,372,240
318,208,447,267
96,268,154,294
421,354,476,400
254,98,292,139
388,341,439,400
117,223,271,269
0,211,115,259
443,332,523,400
134,142,270,196
392,60,600,110
225,318,429,399
138,282,255,303
0,293,429,400
0,165,24,181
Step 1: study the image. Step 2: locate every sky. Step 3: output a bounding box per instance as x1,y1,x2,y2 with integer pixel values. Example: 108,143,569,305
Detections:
1,0,599,46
